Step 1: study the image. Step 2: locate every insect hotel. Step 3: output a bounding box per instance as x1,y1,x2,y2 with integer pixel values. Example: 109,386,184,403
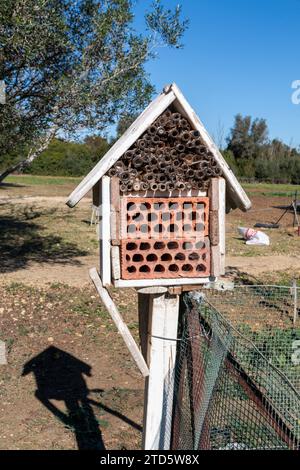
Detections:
67,83,251,450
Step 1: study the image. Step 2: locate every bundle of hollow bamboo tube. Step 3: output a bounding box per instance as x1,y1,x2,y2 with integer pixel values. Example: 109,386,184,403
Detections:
108,108,222,192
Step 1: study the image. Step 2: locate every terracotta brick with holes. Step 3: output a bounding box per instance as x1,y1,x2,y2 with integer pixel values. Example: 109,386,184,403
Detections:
120,196,210,280
121,196,209,240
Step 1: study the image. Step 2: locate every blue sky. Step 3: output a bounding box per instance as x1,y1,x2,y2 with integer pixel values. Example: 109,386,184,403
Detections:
133,0,300,148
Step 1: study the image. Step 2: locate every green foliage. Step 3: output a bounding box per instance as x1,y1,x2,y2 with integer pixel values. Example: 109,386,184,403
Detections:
0,0,188,177
23,137,110,177
225,114,300,183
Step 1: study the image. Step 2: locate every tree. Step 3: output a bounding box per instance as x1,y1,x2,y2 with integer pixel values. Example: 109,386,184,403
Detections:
0,0,188,181
227,114,268,161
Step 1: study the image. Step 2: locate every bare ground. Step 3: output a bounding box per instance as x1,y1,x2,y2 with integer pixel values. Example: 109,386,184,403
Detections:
0,178,299,450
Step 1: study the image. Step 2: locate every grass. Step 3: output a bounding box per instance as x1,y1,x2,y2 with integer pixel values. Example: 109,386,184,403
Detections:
5,174,82,186
243,182,300,198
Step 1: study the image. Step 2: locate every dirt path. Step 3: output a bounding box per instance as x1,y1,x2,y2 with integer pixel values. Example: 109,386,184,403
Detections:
226,254,300,275
1,253,299,287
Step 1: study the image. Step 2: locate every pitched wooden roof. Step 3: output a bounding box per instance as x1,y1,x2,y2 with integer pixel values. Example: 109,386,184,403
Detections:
66,83,251,212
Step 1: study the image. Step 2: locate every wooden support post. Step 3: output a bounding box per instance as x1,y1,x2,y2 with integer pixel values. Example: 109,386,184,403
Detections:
110,176,120,242
90,268,149,377
218,178,226,275
99,176,111,286
138,289,180,450
209,177,226,277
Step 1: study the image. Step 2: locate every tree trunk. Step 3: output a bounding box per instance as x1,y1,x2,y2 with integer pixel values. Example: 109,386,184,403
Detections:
0,160,32,182
0,128,57,183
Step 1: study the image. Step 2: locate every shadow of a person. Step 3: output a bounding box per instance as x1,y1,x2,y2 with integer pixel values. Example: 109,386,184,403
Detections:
22,346,105,450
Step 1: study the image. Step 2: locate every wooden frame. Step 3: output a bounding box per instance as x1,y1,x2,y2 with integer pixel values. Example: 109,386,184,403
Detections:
138,289,180,450
99,176,111,286
67,83,251,213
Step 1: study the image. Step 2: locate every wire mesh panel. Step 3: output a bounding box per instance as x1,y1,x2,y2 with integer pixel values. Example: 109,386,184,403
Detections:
171,290,300,450
206,285,300,393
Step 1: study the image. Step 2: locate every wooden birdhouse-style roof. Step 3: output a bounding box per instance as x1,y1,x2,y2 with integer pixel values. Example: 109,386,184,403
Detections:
67,83,251,213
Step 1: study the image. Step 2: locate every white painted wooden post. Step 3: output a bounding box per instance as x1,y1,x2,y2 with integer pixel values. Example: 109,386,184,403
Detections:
218,177,226,275
139,290,180,450
99,176,111,286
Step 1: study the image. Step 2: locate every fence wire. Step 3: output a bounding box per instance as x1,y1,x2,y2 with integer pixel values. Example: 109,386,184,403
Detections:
170,286,300,450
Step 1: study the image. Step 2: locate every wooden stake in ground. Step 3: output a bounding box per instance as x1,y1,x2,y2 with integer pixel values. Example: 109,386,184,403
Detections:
138,287,180,450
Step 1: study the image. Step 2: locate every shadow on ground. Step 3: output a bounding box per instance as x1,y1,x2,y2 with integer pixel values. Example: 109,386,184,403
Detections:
0,207,87,272
0,182,26,189
22,346,142,450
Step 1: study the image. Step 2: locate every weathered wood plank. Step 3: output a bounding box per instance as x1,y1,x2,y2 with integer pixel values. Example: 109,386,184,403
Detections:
209,210,219,246
218,177,226,275
89,267,149,377
111,245,120,281
142,292,180,450
114,277,211,288
110,176,120,241
210,245,221,278
66,88,176,207
171,83,251,212
100,176,111,286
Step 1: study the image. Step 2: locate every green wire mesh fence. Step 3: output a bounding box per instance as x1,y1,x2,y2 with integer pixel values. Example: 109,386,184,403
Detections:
170,286,300,450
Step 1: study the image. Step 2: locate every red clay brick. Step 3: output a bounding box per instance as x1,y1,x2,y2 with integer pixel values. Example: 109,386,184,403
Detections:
119,196,210,280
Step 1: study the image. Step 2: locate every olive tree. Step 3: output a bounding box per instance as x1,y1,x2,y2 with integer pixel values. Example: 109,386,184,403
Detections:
0,0,188,180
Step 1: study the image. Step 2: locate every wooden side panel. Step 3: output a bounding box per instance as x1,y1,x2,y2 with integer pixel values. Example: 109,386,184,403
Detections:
99,176,111,286
92,181,101,207
209,177,225,277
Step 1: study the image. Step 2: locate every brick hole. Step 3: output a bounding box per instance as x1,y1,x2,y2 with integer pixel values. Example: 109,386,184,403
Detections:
175,253,185,261
162,212,171,222
126,254,131,261
169,202,179,210
195,240,205,249
154,264,165,273
182,242,193,250
183,224,192,232
161,253,172,261
154,241,165,249
133,254,144,262
154,224,165,233
189,211,199,221
126,242,138,250
127,266,137,273
183,203,193,210
147,253,158,262
139,265,151,273
132,212,144,222
196,264,206,272
196,203,205,211
148,213,158,222
176,212,184,221
167,241,179,250
188,252,200,261
202,253,207,261
168,224,179,233
195,223,205,232
140,202,151,211
153,202,165,211
140,224,150,234
140,242,151,250
182,264,193,272
169,264,179,272
127,224,136,234
127,202,137,211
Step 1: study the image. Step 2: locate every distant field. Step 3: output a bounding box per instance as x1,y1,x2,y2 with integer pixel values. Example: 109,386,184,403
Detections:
6,174,82,186
243,182,300,197
4,174,300,196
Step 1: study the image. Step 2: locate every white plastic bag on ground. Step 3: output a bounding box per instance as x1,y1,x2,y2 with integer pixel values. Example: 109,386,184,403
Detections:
238,227,270,246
